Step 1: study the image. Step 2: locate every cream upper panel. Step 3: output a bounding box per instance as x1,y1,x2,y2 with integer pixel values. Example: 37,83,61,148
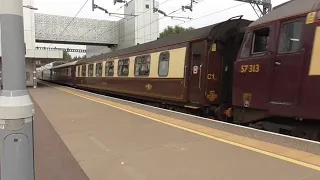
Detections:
168,47,187,78
102,61,106,77
128,56,135,78
86,64,88,77
150,52,161,78
114,59,119,77
93,63,96,77
309,26,320,76
77,46,187,78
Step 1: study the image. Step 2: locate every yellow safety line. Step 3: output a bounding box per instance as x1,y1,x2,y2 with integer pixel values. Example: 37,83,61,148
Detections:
43,82,320,171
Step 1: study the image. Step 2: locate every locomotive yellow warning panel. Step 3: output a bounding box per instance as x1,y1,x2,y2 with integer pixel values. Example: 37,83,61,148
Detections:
242,93,252,102
306,12,316,24
212,44,217,52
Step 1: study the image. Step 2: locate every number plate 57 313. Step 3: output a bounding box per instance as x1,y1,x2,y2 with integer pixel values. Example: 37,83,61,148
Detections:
240,64,260,73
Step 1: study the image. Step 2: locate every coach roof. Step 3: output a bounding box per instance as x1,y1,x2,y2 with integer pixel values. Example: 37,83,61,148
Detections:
52,60,78,69
76,19,252,64
249,0,320,27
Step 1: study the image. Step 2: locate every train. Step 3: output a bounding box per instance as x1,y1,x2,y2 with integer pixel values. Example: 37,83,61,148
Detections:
39,0,320,141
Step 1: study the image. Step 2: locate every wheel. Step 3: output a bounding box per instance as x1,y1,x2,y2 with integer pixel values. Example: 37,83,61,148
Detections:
294,124,320,142
311,129,320,141
215,104,229,122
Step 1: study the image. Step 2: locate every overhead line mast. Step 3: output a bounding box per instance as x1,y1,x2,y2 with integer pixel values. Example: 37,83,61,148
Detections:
234,0,272,17
92,0,137,17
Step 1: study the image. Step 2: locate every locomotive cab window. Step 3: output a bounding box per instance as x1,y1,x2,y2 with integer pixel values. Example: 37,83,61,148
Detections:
118,59,129,76
96,63,102,77
88,64,94,77
81,65,86,77
158,51,170,77
135,55,150,76
252,28,269,54
105,61,114,77
240,32,253,58
278,21,303,53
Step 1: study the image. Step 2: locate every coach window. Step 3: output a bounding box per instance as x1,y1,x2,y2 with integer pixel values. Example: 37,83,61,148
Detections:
81,65,86,77
105,61,114,77
278,21,303,53
66,68,69,76
158,51,170,77
135,55,150,76
96,63,103,77
239,32,253,58
252,28,269,54
118,59,129,76
88,64,94,77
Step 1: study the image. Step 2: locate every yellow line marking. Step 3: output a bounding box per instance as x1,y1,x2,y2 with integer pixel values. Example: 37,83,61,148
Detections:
42,82,320,171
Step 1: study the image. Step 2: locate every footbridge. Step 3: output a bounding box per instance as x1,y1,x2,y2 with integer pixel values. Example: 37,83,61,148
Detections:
34,13,118,46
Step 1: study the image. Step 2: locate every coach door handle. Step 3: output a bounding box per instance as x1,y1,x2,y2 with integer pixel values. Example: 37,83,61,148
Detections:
199,64,203,89
274,61,281,66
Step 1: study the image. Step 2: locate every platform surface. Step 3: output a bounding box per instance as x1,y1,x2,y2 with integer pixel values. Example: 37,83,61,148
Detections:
32,91,89,179
29,82,320,180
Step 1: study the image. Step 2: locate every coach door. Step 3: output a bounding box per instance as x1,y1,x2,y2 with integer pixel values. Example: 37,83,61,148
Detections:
71,66,76,84
270,17,305,105
188,41,206,104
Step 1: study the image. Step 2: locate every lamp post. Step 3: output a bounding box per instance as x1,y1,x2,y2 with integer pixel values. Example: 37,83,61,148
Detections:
0,0,35,179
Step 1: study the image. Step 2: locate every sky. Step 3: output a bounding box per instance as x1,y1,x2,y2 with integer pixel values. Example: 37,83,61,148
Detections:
33,0,290,57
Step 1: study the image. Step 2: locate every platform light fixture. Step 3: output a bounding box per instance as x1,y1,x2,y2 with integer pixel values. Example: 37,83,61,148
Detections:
114,0,127,6
23,5,38,10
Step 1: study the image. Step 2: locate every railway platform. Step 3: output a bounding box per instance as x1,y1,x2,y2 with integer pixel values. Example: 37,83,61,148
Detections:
29,81,320,180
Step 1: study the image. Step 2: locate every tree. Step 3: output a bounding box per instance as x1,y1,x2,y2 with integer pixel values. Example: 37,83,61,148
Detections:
71,55,86,61
63,51,86,62
63,51,72,62
159,25,195,38
73,55,80,60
